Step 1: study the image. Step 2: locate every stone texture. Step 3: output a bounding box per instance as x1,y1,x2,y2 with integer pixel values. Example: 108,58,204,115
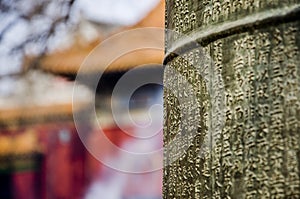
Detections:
164,0,300,198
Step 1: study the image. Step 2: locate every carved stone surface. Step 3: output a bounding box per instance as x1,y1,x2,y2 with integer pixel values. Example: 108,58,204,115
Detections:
164,0,300,198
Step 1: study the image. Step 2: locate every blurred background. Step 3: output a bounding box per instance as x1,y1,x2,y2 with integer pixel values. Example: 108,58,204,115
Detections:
0,0,164,199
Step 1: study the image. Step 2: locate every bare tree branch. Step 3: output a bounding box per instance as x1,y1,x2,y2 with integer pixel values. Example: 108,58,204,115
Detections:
0,0,76,78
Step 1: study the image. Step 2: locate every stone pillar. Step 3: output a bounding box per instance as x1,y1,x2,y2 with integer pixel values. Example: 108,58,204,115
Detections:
164,0,300,198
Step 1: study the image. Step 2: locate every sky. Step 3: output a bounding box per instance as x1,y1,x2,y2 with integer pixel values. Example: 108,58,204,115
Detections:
75,0,159,25
0,0,159,95
0,0,159,76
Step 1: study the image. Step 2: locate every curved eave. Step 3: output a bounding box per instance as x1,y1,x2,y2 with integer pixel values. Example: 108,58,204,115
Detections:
28,0,165,75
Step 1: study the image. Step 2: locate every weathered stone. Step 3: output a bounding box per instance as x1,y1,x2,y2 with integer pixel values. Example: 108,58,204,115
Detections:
164,0,300,198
